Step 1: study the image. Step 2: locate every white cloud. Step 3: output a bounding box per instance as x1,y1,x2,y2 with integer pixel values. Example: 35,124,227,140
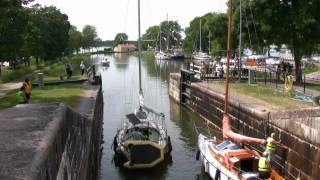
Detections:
33,0,227,40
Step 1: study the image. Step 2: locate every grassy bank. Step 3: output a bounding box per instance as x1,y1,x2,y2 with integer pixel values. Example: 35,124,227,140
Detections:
0,54,90,84
132,51,155,59
0,84,84,110
0,64,36,83
207,82,314,110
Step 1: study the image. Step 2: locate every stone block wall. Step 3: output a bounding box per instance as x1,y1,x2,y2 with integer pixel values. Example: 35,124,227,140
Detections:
187,82,320,180
169,73,181,102
0,88,103,180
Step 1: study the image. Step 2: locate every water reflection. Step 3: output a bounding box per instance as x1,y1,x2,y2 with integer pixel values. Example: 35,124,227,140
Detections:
99,54,218,180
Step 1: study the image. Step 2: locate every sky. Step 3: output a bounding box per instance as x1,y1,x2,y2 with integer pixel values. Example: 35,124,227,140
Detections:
33,0,227,40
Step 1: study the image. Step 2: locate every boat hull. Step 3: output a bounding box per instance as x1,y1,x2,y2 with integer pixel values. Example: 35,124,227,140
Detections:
114,140,171,169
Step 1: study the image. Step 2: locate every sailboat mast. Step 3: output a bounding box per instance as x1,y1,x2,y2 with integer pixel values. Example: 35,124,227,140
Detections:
199,19,202,52
224,0,232,114
238,0,242,81
166,13,169,51
138,0,143,96
159,24,162,52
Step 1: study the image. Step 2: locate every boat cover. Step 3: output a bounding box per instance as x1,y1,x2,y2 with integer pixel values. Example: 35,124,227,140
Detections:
126,113,141,124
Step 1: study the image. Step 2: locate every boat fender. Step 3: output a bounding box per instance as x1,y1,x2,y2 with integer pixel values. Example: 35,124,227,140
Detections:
214,169,220,180
196,149,200,161
204,160,209,173
168,136,173,153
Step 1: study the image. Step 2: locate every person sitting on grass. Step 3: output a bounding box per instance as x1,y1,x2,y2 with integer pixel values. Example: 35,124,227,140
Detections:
17,86,26,104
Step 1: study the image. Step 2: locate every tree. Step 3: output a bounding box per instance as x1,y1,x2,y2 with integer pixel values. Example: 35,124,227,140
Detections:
66,25,82,55
234,0,320,83
141,25,159,50
32,6,70,60
113,33,128,47
81,25,98,51
159,20,182,50
0,0,31,68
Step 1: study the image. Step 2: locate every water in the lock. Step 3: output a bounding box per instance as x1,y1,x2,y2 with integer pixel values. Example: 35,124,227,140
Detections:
98,53,220,180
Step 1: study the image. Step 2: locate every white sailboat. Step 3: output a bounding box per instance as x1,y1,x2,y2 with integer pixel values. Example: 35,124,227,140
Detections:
197,0,283,179
113,0,172,169
155,17,171,60
192,19,212,61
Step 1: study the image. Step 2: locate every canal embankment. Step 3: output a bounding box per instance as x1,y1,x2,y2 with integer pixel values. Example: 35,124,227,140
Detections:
169,72,320,180
0,85,103,180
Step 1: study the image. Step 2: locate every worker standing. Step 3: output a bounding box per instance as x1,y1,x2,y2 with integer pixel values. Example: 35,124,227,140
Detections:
266,133,281,159
258,151,271,179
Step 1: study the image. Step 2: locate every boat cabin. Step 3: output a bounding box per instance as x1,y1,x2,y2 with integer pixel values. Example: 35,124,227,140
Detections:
211,140,260,177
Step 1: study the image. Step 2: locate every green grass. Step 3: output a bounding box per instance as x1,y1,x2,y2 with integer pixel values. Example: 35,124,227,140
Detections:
0,54,90,84
0,64,36,83
39,54,90,81
305,83,320,91
0,85,84,110
302,63,318,75
209,82,313,109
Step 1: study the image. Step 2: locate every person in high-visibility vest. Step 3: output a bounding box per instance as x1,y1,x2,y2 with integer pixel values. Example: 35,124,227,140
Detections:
265,133,281,159
17,86,26,104
258,151,271,179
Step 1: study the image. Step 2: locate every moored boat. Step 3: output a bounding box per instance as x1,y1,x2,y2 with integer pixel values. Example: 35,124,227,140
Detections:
112,0,172,169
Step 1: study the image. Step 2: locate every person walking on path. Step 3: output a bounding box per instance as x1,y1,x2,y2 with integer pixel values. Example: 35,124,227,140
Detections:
23,78,32,103
80,61,86,76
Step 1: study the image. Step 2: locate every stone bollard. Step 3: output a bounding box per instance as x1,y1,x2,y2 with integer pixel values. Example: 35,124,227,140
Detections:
248,69,255,84
37,72,44,88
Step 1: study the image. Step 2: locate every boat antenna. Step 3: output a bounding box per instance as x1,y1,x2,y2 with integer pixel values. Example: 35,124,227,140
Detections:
138,0,144,108
224,0,232,115
199,18,202,52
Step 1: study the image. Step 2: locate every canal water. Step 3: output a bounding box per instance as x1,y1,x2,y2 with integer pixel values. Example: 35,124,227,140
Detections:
98,53,220,180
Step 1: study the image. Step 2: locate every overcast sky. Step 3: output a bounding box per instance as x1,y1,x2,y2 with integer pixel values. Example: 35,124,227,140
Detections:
33,0,227,40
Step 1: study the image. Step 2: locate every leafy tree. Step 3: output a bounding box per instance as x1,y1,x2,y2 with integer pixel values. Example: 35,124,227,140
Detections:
0,0,31,68
81,25,98,51
66,25,82,55
234,0,320,82
141,25,159,50
32,6,70,60
159,20,182,50
113,33,128,47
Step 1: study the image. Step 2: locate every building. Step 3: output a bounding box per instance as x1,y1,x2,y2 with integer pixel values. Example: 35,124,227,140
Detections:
113,44,136,53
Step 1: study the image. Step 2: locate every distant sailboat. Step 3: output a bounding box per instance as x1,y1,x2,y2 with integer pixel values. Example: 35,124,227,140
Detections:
113,0,172,169
192,19,212,61
155,16,171,60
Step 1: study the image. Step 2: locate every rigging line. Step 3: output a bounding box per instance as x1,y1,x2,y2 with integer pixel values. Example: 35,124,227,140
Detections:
243,2,252,49
249,3,261,52
123,0,130,33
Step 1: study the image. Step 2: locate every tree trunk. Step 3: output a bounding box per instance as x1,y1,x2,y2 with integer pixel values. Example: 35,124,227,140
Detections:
293,48,302,83
36,56,39,66
0,64,2,76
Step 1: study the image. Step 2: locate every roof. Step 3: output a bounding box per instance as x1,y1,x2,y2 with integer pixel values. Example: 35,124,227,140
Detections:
118,44,136,48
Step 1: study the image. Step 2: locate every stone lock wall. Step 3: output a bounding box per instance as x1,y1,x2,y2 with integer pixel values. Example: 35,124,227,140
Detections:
0,87,104,180
169,73,181,103
169,73,320,180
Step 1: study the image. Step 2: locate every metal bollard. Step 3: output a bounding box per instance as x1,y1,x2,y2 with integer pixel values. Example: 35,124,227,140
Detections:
37,72,44,88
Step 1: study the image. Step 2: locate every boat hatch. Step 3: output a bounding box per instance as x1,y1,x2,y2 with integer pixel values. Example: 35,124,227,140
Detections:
126,113,141,124
229,157,239,163
216,140,240,151
130,144,161,164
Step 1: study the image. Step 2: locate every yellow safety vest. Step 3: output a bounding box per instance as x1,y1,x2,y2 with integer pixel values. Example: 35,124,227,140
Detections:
258,157,269,172
266,137,276,152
